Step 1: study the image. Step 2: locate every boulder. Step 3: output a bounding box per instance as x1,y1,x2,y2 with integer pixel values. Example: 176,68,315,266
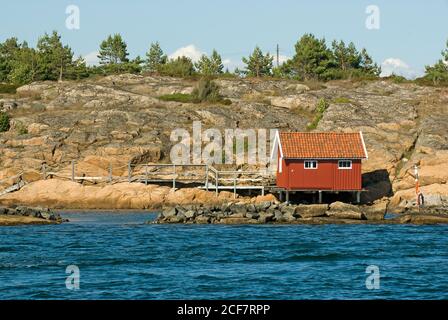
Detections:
258,212,274,223
361,200,388,220
219,217,258,224
329,201,361,213
255,201,272,212
294,204,328,218
326,210,364,220
195,215,211,224
162,207,177,219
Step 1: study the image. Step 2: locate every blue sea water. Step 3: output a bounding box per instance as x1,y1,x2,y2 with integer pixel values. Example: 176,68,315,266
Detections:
0,212,447,300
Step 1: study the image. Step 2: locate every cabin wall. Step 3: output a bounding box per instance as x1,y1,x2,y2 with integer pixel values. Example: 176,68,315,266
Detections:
276,159,362,191
276,148,289,188
333,159,362,190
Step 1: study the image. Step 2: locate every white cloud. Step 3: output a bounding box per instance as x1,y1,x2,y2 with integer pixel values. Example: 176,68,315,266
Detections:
82,51,100,66
222,59,232,65
169,44,205,62
380,58,420,79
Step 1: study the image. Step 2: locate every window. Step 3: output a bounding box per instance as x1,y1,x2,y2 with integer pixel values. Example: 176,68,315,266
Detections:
304,160,318,169
338,160,352,169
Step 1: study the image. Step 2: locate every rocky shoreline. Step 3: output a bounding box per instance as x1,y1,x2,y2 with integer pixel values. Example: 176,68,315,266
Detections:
0,206,65,226
152,201,448,225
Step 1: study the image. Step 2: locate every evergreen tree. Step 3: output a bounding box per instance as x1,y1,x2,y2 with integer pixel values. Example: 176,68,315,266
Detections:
36,31,74,81
291,34,333,80
424,40,448,85
145,42,167,72
0,38,21,82
159,56,195,77
242,46,273,77
195,49,224,75
359,48,380,76
98,34,129,73
7,44,39,84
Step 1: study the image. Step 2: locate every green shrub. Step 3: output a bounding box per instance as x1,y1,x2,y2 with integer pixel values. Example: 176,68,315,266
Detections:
15,121,28,135
192,78,221,102
0,112,10,132
158,78,231,105
307,98,329,130
158,93,196,103
332,96,352,104
159,56,195,77
0,83,19,94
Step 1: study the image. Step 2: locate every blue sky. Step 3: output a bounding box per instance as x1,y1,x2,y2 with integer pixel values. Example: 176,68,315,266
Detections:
1,0,447,78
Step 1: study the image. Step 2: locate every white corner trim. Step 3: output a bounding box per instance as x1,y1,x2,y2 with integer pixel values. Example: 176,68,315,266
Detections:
270,130,283,160
359,131,368,159
279,156,283,173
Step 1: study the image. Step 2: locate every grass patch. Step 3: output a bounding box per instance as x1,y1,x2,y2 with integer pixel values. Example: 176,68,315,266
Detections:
158,93,196,103
307,98,329,131
158,78,232,105
332,96,352,104
0,83,20,94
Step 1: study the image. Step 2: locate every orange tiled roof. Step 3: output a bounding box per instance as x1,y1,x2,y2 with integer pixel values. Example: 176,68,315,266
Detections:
278,132,367,159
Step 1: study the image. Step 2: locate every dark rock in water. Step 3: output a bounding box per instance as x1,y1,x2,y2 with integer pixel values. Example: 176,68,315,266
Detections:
0,206,63,224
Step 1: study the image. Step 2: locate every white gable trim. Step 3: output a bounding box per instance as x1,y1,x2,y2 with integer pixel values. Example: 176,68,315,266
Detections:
359,131,368,159
270,130,283,160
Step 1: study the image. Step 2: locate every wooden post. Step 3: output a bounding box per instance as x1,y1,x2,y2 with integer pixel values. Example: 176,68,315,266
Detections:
109,163,112,184
261,187,265,196
172,164,176,190
128,162,132,183
279,191,283,202
233,174,237,199
71,161,75,182
215,171,219,197
318,191,323,204
145,165,148,185
205,165,209,191
356,191,361,204
42,164,46,180
286,190,289,204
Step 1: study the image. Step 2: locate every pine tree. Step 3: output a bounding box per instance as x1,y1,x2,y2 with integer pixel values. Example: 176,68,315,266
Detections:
145,42,167,72
424,40,448,85
359,48,380,76
36,31,74,81
98,34,129,71
0,38,21,82
7,44,39,84
242,46,273,77
291,34,333,80
195,49,224,75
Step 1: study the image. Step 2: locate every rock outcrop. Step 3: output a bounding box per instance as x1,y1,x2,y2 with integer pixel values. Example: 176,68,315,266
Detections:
152,200,392,224
1,75,448,213
0,206,64,225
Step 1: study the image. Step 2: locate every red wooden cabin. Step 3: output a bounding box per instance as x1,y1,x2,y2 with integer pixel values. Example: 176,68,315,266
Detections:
271,132,368,201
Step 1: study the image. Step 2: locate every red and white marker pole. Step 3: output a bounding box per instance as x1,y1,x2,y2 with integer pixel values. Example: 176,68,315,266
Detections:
414,164,421,209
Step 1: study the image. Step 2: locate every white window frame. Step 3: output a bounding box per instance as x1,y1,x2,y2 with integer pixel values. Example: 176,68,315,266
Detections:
304,160,318,170
338,160,352,170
